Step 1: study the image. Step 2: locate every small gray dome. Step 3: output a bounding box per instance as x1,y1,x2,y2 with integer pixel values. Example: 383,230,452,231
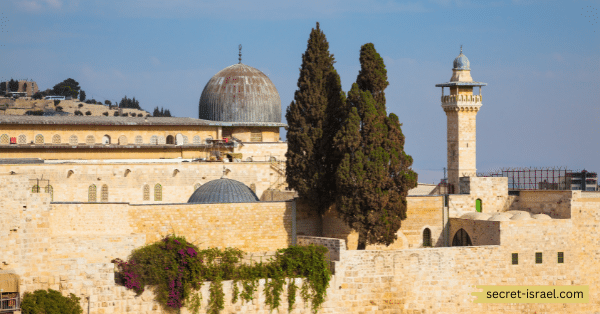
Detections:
187,178,259,204
453,48,471,70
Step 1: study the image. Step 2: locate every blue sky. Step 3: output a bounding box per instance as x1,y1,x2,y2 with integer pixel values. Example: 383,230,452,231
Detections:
1,0,598,184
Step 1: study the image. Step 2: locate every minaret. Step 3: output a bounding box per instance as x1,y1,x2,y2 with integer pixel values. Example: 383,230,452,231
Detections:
435,47,487,193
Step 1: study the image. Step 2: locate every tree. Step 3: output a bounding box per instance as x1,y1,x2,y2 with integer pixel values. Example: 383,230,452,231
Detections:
335,43,417,250
105,100,111,106
74,110,83,116
32,92,43,100
285,22,347,216
78,103,84,108
53,78,81,98
79,90,86,102
8,79,18,92
103,112,109,116
0,81,6,94
21,289,83,314
114,111,120,116
118,96,141,110
85,111,92,115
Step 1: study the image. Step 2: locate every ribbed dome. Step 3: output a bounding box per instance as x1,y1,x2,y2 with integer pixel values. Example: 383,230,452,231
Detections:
453,50,471,70
198,63,281,123
187,178,259,204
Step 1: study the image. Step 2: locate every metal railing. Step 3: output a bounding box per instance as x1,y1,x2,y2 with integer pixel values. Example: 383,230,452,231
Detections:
0,293,20,312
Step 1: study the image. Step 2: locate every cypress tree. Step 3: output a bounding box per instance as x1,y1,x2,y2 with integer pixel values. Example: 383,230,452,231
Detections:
286,22,346,215
335,43,417,250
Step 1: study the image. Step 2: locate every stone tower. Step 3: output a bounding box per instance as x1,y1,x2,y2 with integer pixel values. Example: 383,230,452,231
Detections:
436,47,486,193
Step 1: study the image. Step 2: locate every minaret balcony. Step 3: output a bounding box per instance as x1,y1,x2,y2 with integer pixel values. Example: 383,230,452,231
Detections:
441,94,482,104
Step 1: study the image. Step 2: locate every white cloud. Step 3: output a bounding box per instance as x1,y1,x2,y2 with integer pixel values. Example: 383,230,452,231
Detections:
150,57,161,67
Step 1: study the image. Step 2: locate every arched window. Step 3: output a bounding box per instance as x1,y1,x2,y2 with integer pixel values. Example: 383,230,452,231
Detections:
269,156,277,162
86,135,95,144
101,184,108,202
183,135,188,144
0,134,9,144
35,134,44,144
193,135,200,144
102,135,111,144
194,183,201,191
158,136,166,145
135,135,143,144
17,134,26,144
167,135,175,144
88,185,97,202
476,199,482,213
118,135,127,145
45,185,53,202
32,185,40,193
52,134,61,144
423,228,432,247
154,183,162,201
150,135,158,145
452,228,472,247
69,135,78,145
143,184,150,201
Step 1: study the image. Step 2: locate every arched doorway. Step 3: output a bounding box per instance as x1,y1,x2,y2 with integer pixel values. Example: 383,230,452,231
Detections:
175,133,183,145
423,228,432,247
476,199,482,212
452,228,472,246
102,135,111,144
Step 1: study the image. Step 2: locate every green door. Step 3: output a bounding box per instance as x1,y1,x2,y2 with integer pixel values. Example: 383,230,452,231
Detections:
476,199,482,212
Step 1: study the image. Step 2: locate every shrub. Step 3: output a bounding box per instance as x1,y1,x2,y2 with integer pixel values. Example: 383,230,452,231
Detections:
113,235,331,314
103,112,109,116
85,111,92,115
138,113,143,117
21,289,83,314
114,111,120,116
54,100,60,107
78,103,84,108
56,106,63,112
25,110,44,116
74,110,83,116
32,92,44,100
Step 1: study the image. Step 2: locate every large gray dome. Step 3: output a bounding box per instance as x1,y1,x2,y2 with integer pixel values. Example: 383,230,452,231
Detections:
187,178,259,204
453,50,471,70
198,63,281,123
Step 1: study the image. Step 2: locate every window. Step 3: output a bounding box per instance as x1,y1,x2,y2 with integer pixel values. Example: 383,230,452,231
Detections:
118,135,127,145
158,136,165,144
475,199,482,213
558,252,564,264
0,134,9,144
193,135,200,144
17,134,26,144
32,185,40,193
535,252,543,264
86,135,95,144
150,135,158,145
101,184,108,202
102,135,111,144
35,134,44,144
69,135,78,145
45,185,53,201
166,135,174,144
154,183,162,201
183,135,188,144
512,253,518,265
251,130,262,142
135,135,143,144
52,134,61,144
143,184,150,201
222,129,232,140
423,228,432,247
88,185,97,202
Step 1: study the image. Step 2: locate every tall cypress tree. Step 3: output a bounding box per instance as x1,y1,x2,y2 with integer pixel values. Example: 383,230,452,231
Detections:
335,43,418,250
286,22,346,215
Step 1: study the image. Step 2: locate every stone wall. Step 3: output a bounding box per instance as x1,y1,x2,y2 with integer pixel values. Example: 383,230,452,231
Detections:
515,190,573,218
450,177,517,216
0,162,286,204
322,196,444,250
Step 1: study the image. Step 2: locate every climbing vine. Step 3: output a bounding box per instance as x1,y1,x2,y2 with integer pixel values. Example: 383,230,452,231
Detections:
113,235,331,314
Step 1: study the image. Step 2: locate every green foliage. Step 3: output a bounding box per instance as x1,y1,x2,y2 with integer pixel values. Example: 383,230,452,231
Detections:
105,100,111,106
79,90,86,102
8,79,18,92
285,22,347,216
102,112,109,116
52,78,80,98
113,111,120,116
78,103,84,108
74,110,83,116
25,110,45,116
118,95,142,110
335,43,418,250
0,81,6,94
113,235,331,314
21,289,83,314
55,105,63,112
85,111,92,115
153,106,172,117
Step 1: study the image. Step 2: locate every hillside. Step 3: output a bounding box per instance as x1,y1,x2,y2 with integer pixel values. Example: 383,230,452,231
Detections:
0,97,150,117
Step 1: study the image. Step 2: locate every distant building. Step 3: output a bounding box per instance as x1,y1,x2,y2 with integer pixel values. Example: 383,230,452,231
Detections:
3,80,39,97
569,170,598,191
